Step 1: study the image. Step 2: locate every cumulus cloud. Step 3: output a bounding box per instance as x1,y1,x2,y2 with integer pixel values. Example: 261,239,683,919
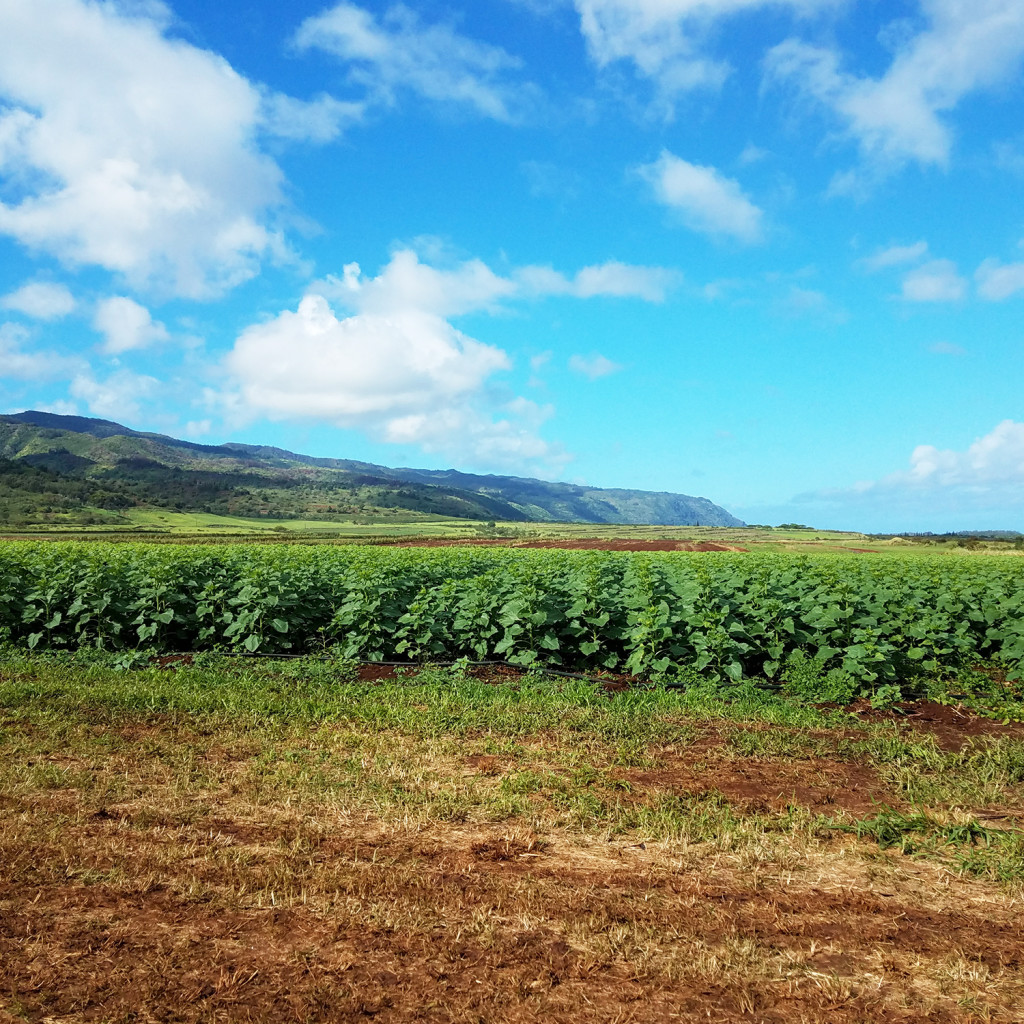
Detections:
638,151,763,242
855,243,968,303
568,353,623,379
224,248,675,467
224,251,533,467
896,421,1024,489
773,284,847,324
294,3,532,121
69,368,160,422
900,259,966,302
790,420,1024,528
313,249,517,317
92,297,170,354
0,0,317,298
975,258,1024,300
573,0,834,100
227,293,510,422
0,281,76,320
223,291,560,468
766,0,1024,177
315,249,679,309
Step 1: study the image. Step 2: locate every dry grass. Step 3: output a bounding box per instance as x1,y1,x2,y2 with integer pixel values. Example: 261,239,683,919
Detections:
2,659,1024,1021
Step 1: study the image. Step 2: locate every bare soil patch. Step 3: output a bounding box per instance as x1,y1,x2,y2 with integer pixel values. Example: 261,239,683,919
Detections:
516,538,748,552
841,699,1024,750
390,537,748,552
624,753,895,818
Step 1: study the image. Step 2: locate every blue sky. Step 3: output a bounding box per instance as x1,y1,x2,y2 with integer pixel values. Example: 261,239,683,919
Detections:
2,0,1024,532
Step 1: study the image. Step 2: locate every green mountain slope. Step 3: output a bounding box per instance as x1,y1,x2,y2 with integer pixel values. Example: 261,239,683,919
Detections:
0,412,743,527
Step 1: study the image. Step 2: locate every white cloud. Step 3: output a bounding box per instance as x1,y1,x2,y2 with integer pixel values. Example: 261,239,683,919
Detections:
783,286,827,312
260,91,365,143
30,399,79,417
317,249,679,309
575,261,679,300
792,420,1024,527
568,352,623,379
384,397,563,467
521,159,581,201
858,241,929,272
899,421,1024,488
0,0,302,298
0,281,76,320
517,260,680,301
184,418,213,438
294,3,531,121
0,321,83,380
900,259,966,302
574,0,834,100
224,291,567,468
767,1,1024,176
92,296,170,354
227,293,509,422
226,248,675,467
831,421,1024,499
314,249,517,317
70,368,160,422
638,150,763,242
994,137,1024,175
975,258,1024,300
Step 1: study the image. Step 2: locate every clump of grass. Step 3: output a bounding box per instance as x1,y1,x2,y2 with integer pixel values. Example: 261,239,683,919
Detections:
830,807,1024,882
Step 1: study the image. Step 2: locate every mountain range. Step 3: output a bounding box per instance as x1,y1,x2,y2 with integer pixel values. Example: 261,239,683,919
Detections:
0,411,743,528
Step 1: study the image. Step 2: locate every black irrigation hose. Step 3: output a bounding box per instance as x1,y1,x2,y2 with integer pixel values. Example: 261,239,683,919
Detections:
158,650,637,686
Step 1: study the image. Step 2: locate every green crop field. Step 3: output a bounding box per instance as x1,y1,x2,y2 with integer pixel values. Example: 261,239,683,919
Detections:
2,540,1024,707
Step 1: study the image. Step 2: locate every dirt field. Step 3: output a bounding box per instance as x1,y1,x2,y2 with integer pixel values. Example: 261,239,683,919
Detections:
2,660,1023,1023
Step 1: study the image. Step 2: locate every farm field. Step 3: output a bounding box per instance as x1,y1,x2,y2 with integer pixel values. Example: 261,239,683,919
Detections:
1,653,1023,1022
4,512,1022,563
4,540,1024,694
2,539,1024,1022
0,506,485,539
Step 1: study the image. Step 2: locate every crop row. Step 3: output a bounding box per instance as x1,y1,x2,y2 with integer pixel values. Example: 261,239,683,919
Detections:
2,541,1023,684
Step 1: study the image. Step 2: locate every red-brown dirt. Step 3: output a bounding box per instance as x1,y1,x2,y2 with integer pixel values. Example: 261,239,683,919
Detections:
389,537,748,552
3,818,1022,1023
623,755,894,818
841,698,1024,749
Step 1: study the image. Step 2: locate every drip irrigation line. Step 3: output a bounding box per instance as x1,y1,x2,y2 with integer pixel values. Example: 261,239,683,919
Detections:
159,650,639,686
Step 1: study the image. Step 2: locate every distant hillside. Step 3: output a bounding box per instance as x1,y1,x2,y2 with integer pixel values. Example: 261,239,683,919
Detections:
0,412,743,528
